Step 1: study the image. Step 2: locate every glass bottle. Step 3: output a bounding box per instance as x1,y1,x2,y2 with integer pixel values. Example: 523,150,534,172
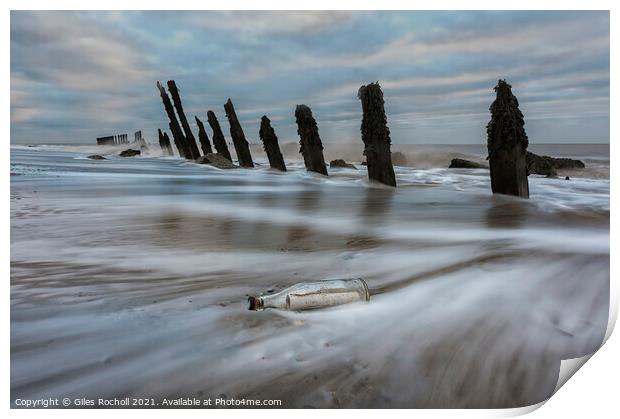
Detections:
248,278,370,311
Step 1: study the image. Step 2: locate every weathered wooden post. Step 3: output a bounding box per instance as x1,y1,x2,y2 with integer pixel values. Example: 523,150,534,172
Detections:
358,82,396,187
259,116,286,171
294,105,328,175
224,99,254,167
195,116,213,155
158,129,174,156
207,110,233,162
157,129,166,153
156,81,191,159
134,130,143,145
167,80,200,159
487,79,529,198
163,132,173,155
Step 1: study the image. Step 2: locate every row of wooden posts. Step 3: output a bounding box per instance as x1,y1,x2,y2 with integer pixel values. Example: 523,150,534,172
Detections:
157,79,530,198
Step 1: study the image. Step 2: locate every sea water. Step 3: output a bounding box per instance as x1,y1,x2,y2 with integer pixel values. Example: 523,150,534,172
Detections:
10,143,609,408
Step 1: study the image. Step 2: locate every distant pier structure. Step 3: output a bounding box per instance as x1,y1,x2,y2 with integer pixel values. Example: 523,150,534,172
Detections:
96,133,139,146
115,134,128,144
96,135,115,145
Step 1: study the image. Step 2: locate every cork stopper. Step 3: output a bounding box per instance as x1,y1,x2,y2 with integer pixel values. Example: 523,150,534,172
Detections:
247,296,264,311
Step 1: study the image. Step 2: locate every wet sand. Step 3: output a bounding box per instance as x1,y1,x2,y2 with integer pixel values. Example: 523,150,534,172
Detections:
11,145,609,408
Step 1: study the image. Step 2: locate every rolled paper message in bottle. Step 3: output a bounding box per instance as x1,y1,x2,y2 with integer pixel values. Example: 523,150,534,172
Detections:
248,278,370,311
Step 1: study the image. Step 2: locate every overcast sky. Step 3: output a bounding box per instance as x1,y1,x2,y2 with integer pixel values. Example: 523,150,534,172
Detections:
10,11,609,145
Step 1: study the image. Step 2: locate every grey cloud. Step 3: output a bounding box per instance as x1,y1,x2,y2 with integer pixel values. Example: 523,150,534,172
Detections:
187,11,358,36
11,11,156,91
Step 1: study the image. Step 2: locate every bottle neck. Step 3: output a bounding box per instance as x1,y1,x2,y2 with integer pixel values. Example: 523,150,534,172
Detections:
259,292,289,309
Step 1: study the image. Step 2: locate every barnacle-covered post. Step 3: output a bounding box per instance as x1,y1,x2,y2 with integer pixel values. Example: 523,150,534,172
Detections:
358,82,396,187
294,104,328,175
167,80,200,159
224,99,254,167
486,79,529,198
156,81,190,159
259,115,286,171
194,116,213,155
207,110,232,162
